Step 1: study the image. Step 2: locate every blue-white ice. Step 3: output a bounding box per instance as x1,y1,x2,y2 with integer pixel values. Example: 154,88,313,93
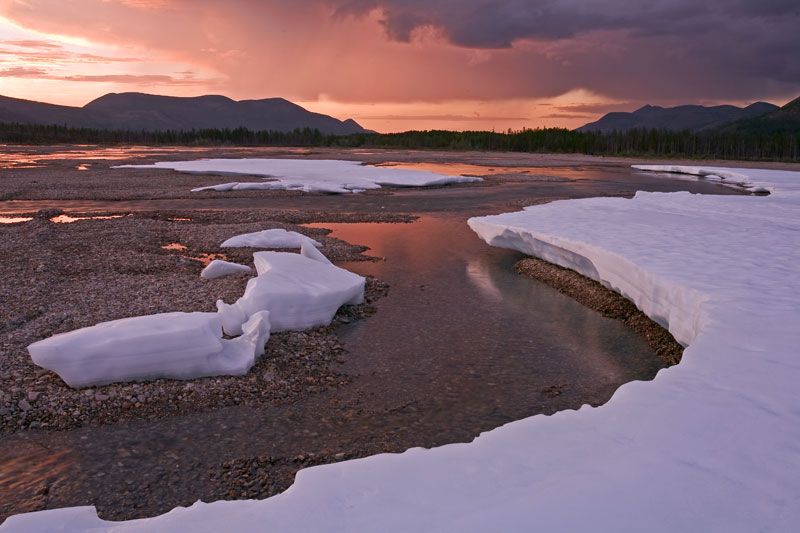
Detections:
116,158,482,194
27,244,363,388
27,311,270,388
220,228,321,249
217,242,364,334
8,165,800,532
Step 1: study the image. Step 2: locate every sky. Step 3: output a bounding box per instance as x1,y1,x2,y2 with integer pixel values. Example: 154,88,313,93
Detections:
0,0,798,133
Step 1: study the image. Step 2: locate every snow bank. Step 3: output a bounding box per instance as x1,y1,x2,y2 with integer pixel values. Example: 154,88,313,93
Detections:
115,158,482,194
631,164,800,195
27,311,270,388
200,260,252,279
217,246,364,335
8,165,800,532
220,228,321,249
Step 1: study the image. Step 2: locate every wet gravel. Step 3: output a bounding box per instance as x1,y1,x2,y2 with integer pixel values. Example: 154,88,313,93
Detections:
0,209,397,433
516,257,683,366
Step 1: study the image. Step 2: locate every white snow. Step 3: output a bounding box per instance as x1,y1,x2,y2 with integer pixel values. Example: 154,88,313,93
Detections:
200,259,252,279
27,311,270,388
8,164,800,532
217,245,364,335
220,228,321,249
630,164,800,195
115,158,482,194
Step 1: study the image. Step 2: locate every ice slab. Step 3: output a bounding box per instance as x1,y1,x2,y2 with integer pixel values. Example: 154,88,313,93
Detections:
27,311,270,388
630,164,800,195
200,259,252,279
217,248,364,335
10,164,800,532
220,228,321,249
115,158,482,194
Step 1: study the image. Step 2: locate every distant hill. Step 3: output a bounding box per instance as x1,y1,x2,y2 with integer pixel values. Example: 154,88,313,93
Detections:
577,102,778,133
718,96,800,134
0,92,367,135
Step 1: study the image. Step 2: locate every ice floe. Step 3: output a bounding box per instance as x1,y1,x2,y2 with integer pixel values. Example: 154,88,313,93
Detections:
115,158,482,194
630,164,800,195
217,246,364,335
220,228,321,249
27,311,270,388
200,259,252,279
10,164,800,532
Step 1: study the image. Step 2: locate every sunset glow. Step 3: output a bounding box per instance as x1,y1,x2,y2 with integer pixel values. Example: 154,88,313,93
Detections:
0,0,798,132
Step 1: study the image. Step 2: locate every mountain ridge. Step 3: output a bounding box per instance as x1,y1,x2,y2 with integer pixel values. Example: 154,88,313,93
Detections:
0,92,367,135
577,101,779,133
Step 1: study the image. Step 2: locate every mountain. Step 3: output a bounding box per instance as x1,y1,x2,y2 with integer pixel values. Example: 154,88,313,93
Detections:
718,96,800,134
576,102,779,133
0,92,367,135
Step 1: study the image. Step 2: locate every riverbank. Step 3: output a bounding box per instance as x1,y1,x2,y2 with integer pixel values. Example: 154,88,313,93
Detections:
515,257,683,366
0,209,396,433
0,148,764,524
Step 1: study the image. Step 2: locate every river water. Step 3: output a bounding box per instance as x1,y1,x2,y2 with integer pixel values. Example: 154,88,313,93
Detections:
0,156,744,520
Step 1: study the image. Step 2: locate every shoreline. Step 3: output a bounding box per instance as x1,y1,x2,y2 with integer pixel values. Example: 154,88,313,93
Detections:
515,257,683,366
0,210,396,434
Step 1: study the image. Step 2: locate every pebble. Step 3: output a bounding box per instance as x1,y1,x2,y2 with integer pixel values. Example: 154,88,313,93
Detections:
27,391,41,402
18,399,31,411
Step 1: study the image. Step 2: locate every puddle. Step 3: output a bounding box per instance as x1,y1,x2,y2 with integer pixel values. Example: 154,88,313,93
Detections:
372,161,570,180
161,242,226,265
190,253,227,266
169,217,193,222
50,214,126,224
0,216,33,224
76,163,91,171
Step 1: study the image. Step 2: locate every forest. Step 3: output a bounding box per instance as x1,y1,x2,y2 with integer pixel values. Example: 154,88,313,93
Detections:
0,122,798,161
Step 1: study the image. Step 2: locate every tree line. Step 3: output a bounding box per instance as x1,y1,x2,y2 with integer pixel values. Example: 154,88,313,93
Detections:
0,122,797,161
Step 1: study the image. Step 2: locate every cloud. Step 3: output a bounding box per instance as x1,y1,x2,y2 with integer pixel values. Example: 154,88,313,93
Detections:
540,113,594,119
1,39,61,49
359,114,529,121
0,66,210,85
554,102,637,114
0,0,796,109
0,66,49,77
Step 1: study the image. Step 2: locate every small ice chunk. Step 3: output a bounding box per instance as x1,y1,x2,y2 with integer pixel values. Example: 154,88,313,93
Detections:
191,182,239,192
300,240,332,264
118,158,483,195
28,311,271,388
201,259,252,279
217,249,364,335
221,229,321,249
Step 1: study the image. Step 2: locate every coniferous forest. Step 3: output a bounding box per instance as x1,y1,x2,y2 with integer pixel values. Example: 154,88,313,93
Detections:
0,122,798,161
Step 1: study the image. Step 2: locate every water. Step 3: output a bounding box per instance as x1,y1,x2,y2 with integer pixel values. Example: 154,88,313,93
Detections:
308,216,662,428
0,153,741,519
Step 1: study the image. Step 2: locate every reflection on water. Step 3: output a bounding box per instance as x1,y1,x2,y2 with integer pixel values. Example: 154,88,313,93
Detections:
1,213,669,521
51,214,126,224
306,216,664,417
372,161,570,180
161,242,227,265
0,145,315,169
0,214,129,224
0,216,33,224
0,145,210,169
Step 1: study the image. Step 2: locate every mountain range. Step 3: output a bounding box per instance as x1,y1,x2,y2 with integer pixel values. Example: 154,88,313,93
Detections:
717,96,800,134
0,92,367,135
577,101,781,133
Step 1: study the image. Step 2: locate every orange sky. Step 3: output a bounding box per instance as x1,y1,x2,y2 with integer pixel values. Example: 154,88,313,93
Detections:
0,1,796,133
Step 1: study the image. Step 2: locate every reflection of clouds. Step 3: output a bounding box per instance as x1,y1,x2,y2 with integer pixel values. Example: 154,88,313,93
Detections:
466,257,503,303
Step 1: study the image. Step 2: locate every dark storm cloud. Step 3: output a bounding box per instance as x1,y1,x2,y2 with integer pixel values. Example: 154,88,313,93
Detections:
335,1,798,48
333,0,800,101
